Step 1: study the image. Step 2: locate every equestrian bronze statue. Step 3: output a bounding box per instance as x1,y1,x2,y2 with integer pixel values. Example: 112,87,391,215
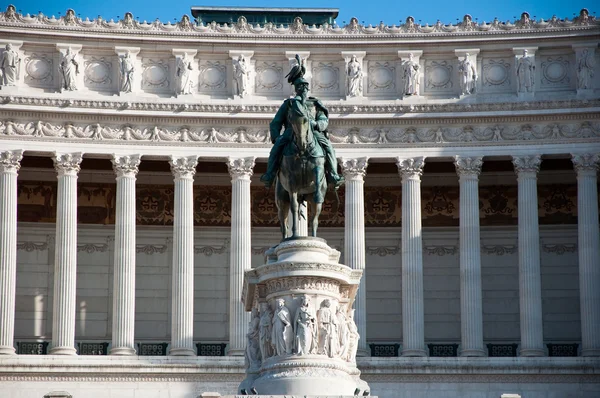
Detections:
260,54,344,239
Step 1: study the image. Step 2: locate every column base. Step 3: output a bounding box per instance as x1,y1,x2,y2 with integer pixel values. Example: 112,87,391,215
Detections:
169,347,196,356
460,348,486,357
356,348,370,357
110,346,136,356
519,348,545,357
581,348,600,357
227,348,245,356
401,348,427,357
0,346,16,355
49,346,77,355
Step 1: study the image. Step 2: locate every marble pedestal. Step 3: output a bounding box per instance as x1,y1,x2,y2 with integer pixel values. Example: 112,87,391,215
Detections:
240,237,370,396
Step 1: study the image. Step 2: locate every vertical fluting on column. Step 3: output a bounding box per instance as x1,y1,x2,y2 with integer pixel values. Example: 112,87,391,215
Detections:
396,157,427,357
169,155,198,356
288,202,308,237
455,156,486,357
226,157,255,355
50,152,82,355
572,153,600,357
110,154,141,355
341,157,369,356
0,150,23,355
512,155,545,357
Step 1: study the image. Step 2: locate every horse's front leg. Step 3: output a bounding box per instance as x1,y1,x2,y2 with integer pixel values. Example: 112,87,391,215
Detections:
290,192,299,238
310,202,322,237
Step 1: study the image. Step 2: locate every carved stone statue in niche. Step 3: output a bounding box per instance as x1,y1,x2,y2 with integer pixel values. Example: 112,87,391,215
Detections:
233,54,249,97
245,307,261,369
271,298,293,356
60,48,79,91
458,53,477,95
119,52,135,93
516,49,535,93
336,303,349,358
0,43,20,86
176,54,194,95
577,49,595,90
403,52,420,95
293,296,316,355
345,309,359,362
317,299,338,358
346,55,363,97
259,302,273,360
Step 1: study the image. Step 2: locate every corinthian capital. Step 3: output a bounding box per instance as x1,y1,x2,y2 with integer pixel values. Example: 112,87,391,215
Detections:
169,155,198,179
227,157,255,179
340,157,369,180
112,154,141,178
396,157,425,179
53,152,83,176
512,155,541,174
572,153,599,173
0,150,23,174
454,156,483,176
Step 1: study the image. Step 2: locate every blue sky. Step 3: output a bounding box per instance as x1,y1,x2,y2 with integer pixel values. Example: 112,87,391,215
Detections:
2,0,595,26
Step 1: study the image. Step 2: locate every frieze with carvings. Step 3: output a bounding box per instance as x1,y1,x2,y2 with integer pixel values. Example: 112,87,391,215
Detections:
538,184,578,224
265,277,341,295
422,186,459,227
1,7,596,38
542,243,577,254
480,186,518,225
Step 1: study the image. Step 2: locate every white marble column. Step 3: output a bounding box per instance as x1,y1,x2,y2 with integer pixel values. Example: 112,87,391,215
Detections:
110,154,141,355
572,153,600,356
50,152,83,355
227,157,255,355
0,150,23,355
455,156,486,357
396,157,427,357
512,155,545,357
287,203,308,237
341,157,369,356
169,155,198,356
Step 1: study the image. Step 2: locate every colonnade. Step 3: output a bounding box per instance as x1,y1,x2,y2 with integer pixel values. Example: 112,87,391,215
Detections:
0,151,598,357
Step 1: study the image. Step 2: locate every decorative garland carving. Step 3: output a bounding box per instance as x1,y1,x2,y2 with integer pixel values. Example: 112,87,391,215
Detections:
481,245,517,255
77,243,109,253
136,244,168,255
194,245,227,256
16,241,48,252
542,243,577,255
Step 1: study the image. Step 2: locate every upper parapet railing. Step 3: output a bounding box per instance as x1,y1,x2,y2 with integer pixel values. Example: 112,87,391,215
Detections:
1,5,598,38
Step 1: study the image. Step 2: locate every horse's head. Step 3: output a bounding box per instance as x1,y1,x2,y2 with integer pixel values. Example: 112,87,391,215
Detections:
291,115,310,155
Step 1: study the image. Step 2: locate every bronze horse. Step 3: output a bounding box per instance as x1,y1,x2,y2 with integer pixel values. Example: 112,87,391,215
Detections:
275,99,327,239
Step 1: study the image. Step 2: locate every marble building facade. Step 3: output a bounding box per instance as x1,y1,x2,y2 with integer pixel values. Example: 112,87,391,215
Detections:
0,4,599,397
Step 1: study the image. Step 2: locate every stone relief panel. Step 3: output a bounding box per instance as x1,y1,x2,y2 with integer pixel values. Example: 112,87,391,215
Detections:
254,60,283,95
198,59,227,94
141,58,170,93
425,59,454,94
479,186,518,225
83,55,113,91
539,53,572,90
367,60,396,96
422,186,459,227
77,183,115,224
311,61,340,96
23,52,54,88
538,184,578,224
481,57,512,92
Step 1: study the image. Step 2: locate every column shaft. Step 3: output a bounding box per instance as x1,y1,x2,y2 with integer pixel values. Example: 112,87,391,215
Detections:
513,155,544,356
50,153,82,355
341,157,369,356
227,157,255,355
573,154,600,356
169,156,198,356
455,156,485,357
110,155,141,355
0,150,23,355
397,157,426,357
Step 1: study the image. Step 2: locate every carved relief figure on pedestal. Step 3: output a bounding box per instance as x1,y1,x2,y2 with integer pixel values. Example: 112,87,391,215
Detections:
233,54,249,97
259,302,273,360
176,54,194,95
293,296,316,355
345,309,359,362
119,52,135,93
0,43,20,86
271,298,293,356
245,308,261,369
458,53,477,95
516,49,535,93
403,52,420,95
346,55,363,97
336,303,349,358
60,48,79,91
317,299,339,357
576,49,595,90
